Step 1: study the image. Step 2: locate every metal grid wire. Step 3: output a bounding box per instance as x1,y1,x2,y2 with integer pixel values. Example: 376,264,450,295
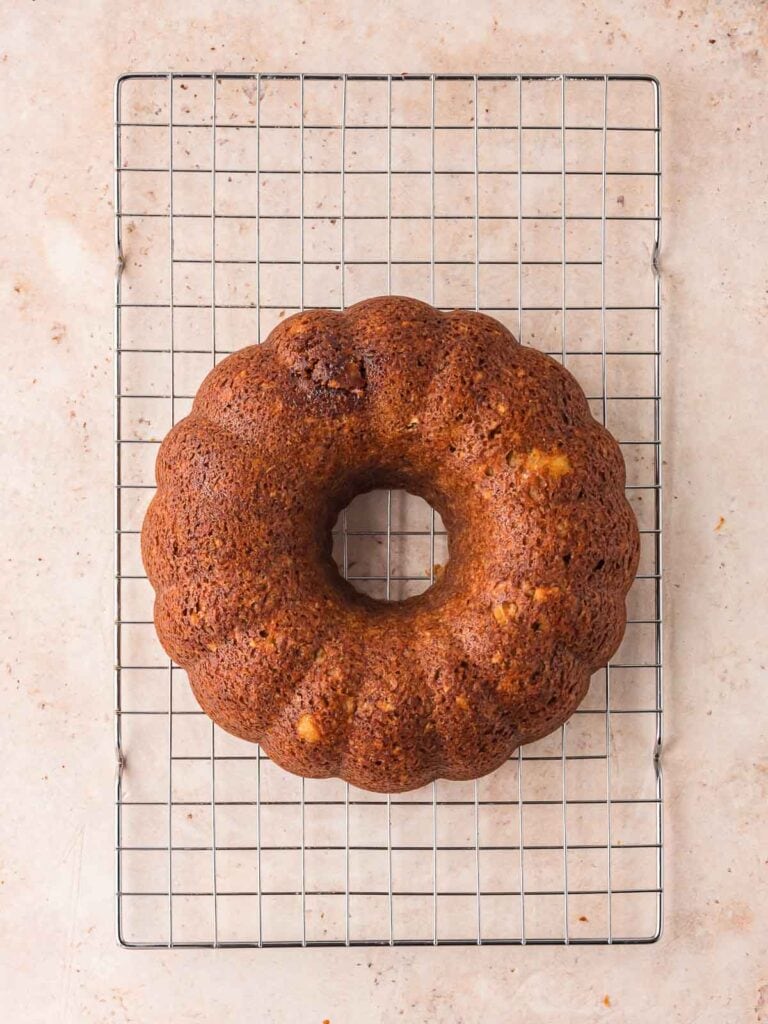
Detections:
114,72,663,947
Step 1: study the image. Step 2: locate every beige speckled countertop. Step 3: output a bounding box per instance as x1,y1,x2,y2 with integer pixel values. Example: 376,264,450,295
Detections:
1,1,767,1021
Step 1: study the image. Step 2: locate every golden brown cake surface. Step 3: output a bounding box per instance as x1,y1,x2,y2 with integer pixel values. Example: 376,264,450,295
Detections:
142,296,639,792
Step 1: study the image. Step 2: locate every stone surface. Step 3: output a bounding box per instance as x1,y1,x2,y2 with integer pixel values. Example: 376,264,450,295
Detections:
1,0,766,1021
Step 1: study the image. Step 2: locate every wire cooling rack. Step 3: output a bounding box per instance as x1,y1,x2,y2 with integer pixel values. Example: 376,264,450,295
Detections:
114,72,663,947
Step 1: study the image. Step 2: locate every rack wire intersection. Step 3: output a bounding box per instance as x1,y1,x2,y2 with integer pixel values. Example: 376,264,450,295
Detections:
114,72,663,947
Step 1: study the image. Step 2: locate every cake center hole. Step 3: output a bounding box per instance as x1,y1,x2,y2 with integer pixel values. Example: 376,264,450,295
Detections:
332,489,448,602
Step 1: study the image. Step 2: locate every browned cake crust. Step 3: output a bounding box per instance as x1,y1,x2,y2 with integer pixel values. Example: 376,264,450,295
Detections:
142,296,639,792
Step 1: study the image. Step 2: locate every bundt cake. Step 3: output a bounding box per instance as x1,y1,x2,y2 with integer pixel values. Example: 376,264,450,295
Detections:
142,296,639,793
